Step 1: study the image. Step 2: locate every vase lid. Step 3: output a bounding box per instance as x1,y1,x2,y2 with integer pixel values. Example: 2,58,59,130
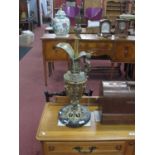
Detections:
55,8,66,17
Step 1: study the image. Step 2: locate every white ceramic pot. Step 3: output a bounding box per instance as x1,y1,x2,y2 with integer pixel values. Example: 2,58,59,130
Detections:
53,9,70,36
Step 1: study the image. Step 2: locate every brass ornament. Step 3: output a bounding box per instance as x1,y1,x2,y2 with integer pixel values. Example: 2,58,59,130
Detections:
56,40,91,127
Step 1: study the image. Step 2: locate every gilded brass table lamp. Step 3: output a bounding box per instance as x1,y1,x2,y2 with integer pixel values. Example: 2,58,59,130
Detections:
56,40,91,128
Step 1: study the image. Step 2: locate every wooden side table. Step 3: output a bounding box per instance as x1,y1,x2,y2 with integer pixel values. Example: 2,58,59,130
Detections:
36,103,135,155
19,17,34,31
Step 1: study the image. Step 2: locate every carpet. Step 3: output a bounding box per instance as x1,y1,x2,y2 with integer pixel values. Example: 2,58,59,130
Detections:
19,47,31,60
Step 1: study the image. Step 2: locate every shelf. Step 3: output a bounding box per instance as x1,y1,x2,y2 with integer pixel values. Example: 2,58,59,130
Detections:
105,0,135,21
107,4,121,7
107,8,121,11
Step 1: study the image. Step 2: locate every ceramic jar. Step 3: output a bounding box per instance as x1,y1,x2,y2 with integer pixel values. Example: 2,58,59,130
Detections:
53,9,70,36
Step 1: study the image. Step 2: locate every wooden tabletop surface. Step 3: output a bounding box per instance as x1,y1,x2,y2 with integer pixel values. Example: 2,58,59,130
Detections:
41,33,135,42
36,103,135,141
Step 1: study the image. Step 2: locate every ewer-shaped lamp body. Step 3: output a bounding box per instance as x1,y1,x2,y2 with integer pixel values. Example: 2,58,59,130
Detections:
56,42,91,127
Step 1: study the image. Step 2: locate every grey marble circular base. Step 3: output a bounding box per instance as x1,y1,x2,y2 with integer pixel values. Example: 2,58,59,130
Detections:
58,104,91,128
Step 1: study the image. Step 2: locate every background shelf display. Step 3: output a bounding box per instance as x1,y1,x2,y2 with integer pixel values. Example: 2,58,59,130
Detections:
104,0,135,25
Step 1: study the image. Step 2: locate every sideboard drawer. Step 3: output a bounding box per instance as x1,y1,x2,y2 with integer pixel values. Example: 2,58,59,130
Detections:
79,41,114,57
43,141,126,155
79,42,113,50
114,42,135,63
43,40,74,61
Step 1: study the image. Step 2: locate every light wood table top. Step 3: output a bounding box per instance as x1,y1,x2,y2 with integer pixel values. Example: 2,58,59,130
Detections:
36,103,135,141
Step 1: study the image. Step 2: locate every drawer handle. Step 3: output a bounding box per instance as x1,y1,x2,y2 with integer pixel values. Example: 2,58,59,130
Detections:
52,45,56,50
48,145,55,151
115,145,122,150
124,47,129,57
129,141,134,146
73,146,97,154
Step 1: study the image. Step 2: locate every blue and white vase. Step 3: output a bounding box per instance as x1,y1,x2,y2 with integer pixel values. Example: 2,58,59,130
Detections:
53,9,70,36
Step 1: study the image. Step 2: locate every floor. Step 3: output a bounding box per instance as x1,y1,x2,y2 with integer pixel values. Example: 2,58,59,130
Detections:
20,25,46,155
